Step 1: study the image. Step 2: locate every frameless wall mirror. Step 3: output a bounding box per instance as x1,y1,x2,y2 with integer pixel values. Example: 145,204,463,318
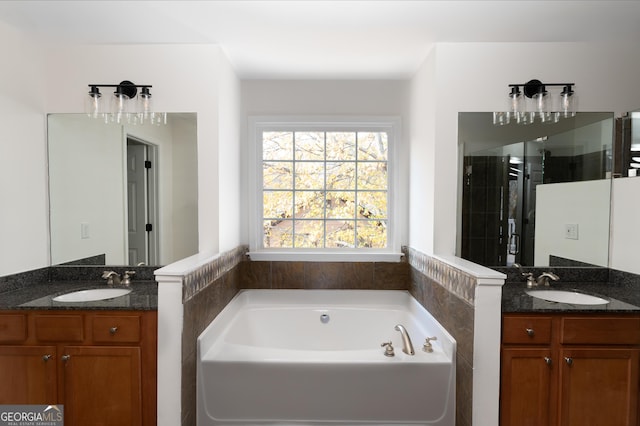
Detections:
458,112,614,268
48,113,199,267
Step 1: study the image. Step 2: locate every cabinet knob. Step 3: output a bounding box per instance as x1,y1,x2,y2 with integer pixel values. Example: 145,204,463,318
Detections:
525,328,535,337
61,355,71,362
564,357,573,366
42,354,52,362
109,326,118,335
544,357,552,366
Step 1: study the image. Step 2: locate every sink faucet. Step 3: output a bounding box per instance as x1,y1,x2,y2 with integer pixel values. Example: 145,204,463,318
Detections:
394,324,415,355
102,271,121,286
536,271,559,287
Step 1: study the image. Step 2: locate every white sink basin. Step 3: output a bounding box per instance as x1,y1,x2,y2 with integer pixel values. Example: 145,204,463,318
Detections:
526,289,609,305
52,288,132,303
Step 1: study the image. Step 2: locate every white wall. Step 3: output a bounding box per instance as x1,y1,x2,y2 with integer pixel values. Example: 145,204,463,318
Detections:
0,22,49,276
408,48,437,254
217,53,242,252
535,180,611,266
409,42,640,260
170,115,200,263
610,177,640,274
240,79,411,246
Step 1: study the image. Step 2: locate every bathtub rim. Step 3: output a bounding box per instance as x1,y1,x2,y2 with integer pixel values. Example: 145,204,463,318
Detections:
197,289,456,362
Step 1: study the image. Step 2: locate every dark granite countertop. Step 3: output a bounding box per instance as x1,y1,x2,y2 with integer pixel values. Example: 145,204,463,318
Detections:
502,280,640,313
0,280,158,311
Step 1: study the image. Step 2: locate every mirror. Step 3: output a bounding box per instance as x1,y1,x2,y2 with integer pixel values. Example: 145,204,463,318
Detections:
48,113,199,267
458,112,614,268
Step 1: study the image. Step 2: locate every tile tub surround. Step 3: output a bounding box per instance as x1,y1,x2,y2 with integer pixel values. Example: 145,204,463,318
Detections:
407,250,476,426
157,247,505,426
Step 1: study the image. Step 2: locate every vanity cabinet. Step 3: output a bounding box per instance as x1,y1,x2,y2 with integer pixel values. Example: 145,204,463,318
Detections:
501,314,640,426
0,310,156,426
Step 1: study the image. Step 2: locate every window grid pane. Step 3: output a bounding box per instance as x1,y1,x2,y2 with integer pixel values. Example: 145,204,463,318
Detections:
262,129,388,249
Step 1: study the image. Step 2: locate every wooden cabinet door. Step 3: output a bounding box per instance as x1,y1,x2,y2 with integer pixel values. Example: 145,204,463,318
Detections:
501,347,554,426
559,348,639,426
0,346,57,404
62,346,142,426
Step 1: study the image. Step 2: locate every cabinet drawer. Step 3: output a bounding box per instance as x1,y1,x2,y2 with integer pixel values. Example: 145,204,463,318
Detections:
92,315,141,343
35,315,84,342
561,317,640,345
503,316,552,344
0,314,27,342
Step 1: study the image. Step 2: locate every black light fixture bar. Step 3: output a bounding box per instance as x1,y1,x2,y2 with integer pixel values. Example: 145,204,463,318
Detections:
508,79,574,98
88,81,152,99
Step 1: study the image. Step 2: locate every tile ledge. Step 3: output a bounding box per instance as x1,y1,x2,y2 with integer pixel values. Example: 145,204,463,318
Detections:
432,254,506,282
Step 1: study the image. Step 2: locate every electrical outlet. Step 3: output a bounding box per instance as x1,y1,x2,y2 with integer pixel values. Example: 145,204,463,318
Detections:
565,223,579,240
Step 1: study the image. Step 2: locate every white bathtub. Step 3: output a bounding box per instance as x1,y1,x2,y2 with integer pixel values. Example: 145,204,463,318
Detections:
197,290,456,426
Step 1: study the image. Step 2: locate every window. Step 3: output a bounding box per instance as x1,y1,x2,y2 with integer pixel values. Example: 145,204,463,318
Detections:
249,117,401,261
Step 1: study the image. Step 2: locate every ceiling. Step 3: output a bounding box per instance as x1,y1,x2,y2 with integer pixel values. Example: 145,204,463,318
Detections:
1,1,640,79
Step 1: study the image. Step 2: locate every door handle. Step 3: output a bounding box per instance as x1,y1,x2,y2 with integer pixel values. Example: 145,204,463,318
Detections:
509,233,520,255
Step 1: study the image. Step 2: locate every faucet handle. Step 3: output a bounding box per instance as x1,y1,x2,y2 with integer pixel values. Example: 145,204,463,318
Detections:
524,273,536,288
423,336,438,353
122,270,136,287
380,341,395,357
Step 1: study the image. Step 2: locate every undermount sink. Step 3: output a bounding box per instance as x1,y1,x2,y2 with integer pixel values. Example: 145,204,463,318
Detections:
52,288,132,303
526,289,609,305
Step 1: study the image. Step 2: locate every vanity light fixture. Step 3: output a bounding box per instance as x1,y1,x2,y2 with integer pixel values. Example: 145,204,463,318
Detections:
86,81,166,125
494,79,576,126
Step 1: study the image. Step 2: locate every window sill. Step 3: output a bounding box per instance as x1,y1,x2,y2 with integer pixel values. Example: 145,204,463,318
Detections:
247,251,404,263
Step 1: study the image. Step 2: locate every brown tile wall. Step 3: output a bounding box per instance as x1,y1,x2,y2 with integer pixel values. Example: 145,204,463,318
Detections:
181,264,240,426
240,260,410,290
179,247,476,426
409,267,475,426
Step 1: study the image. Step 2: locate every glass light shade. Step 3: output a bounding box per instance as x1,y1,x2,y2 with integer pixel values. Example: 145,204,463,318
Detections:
85,86,104,119
560,86,576,118
533,91,551,123
508,87,524,124
137,87,153,124
111,92,131,124
493,111,510,126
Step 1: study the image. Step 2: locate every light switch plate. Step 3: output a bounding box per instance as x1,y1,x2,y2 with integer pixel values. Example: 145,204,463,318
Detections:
565,223,579,240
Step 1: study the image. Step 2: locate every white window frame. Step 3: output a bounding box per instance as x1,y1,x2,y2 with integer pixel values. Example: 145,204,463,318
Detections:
248,116,403,262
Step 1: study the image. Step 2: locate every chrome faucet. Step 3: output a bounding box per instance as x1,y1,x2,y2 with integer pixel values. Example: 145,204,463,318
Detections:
394,324,415,355
102,271,121,286
536,271,559,287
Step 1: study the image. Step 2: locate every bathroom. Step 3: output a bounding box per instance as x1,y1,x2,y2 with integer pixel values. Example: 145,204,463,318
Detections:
2,3,640,426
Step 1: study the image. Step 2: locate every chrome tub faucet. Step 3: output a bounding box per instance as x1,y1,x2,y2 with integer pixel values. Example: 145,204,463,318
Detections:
394,324,415,355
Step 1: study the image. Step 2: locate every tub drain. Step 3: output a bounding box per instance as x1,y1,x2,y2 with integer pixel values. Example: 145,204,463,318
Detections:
320,313,330,324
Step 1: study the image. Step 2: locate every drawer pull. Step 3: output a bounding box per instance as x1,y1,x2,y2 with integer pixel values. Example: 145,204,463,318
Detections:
564,357,573,366
525,328,535,337
544,357,552,366
61,355,71,362
42,354,52,362
109,326,118,335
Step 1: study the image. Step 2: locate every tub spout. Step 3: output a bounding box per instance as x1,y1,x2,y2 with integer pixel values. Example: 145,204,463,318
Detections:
394,324,415,355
